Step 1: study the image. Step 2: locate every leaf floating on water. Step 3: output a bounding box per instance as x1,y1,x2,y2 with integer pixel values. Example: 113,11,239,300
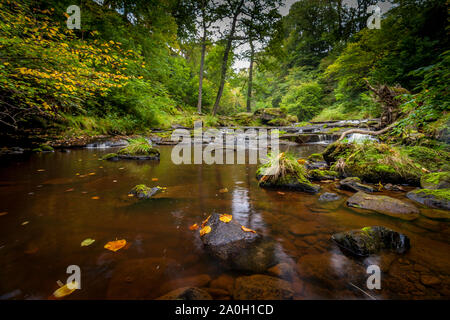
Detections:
21,221,29,226
219,214,232,223
219,188,228,193
189,223,199,230
199,226,211,236
53,282,78,298
118,167,125,170
37,169,45,172
201,215,211,228
277,192,285,195
241,226,256,234
81,238,95,247
127,194,134,197
0,212,8,216
152,178,158,181
65,188,74,192
104,239,126,252
88,172,96,176
91,196,100,200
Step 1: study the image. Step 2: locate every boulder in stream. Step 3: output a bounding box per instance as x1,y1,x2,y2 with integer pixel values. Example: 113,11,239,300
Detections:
347,191,420,220
406,188,450,210
200,213,278,272
129,185,161,199
331,226,411,257
318,192,341,202
233,275,294,300
339,177,375,193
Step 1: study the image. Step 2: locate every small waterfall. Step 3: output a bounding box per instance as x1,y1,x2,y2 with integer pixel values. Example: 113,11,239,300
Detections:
347,133,377,143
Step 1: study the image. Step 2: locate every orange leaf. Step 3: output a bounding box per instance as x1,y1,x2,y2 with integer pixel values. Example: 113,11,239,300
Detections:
91,196,100,200
219,188,228,193
104,239,126,252
219,214,232,223
277,192,285,195
297,159,306,165
199,226,211,236
201,215,211,228
65,188,74,192
152,178,158,181
189,223,199,230
0,212,8,216
241,226,256,234
127,194,134,197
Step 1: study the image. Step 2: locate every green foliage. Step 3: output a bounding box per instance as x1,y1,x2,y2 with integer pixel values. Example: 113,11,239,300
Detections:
118,137,153,156
280,81,323,121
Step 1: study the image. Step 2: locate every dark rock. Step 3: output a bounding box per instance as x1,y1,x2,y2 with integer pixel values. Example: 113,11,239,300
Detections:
331,226,411,257
347,191,419,220
130,185,161,199
305,161,329,170
209,274,234,294
339,177,375,193
233,275,294,300
406,188,450,210
157,287,212,300
201,213,278,272
308,169,338,181
318,192,341,202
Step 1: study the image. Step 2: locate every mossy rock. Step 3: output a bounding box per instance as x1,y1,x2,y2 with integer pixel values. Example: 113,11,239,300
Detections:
117,147,160,160
32,148,43,153
307,153,324,162
420,172,450,190
406,188,450,210
286,115,298,123
102,153,119,161
323,142,423,185
268,118,290,126
403,146,450,172
254,108,287,124
130,184,161,199
308,169,338,181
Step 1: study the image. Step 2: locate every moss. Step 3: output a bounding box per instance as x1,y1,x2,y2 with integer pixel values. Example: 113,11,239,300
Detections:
307,153,324,162
101,153,118,160
268,118,290,126
131,184,151,194
32,148,43,153
420,172,450,189
403,146,450,172
411,188,450,201
40,144,54,152
308,169,338,180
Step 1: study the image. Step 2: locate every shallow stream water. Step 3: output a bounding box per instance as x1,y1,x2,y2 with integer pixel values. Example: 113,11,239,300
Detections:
0,145,449,299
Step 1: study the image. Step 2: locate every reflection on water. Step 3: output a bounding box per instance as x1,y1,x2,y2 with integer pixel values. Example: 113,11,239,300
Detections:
0,145,448,300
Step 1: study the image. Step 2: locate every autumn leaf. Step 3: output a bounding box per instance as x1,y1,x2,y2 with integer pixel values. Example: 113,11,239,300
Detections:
104,239,126,252
53,282,78,298
65,188,74,192
277,192,285,195
241,226,256,233
81,238,95,247
189,223,199,230
88,172,96,176
219,214,232,223
37,169,45,172
152,178,158,181
297,159,306,165
127,194,134,197
199,225,211,236
201,215,211,228
91,196,100,200
22,221,29,226
219,188,228,193
0,212,8,216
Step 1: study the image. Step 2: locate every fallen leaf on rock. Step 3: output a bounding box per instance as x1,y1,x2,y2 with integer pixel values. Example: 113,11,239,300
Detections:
199,226,211,236
219,188,228,193
0,212,8,216
219,214,232,223
241,226,256,233
91,196,100,200
53,282,78,298
277,192,285,195
81,238,95,247
104,239,126,252
201,215,211,228
152,178,158,181
189,223,199,230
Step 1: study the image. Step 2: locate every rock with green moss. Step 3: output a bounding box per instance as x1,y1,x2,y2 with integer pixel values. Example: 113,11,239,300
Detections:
308,169,338,181
102,153,119,161
402,146,450,172
323,142,423,185
339,177,375,193
347,191,420,221
256,153,320,193
307,153,324,162
33,144,54,153
268,118,290,126
113,137,160,160
420,172,450,190
130,184,161,199
331,226,410,257
406,188,450,210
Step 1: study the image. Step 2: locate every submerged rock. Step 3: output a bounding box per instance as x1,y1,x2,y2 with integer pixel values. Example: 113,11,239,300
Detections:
200,213,278,272
339,177,375,193
420,172,450,190
129,185,161,199
347,191,420,220
406,188,450,210
318,192,341,202
233,275,294,300
156,287,212,300
331,226,411,257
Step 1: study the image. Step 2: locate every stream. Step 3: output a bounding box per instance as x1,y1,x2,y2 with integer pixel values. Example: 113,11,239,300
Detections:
0,137,449,300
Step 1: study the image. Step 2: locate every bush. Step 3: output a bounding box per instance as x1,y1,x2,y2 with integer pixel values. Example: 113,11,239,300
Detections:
280,81,323,121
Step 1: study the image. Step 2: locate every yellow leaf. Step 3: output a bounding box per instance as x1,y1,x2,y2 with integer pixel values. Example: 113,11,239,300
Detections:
53,282,78,298
219,188,228,193
297,159,306,165
241,226,256,234
277,192,285,195
104,239,126,252
201,215,211,228
189,223,199,230
219,214,232,223
199,225,211,236
152,178,158,181
91,196,100,200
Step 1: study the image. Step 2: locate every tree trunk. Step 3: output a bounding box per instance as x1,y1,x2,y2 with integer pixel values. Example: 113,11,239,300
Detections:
212,0,245,116
197,28,207,114
246,40,254,113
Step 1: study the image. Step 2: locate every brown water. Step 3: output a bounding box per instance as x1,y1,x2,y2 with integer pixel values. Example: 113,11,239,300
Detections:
0,145,449,300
